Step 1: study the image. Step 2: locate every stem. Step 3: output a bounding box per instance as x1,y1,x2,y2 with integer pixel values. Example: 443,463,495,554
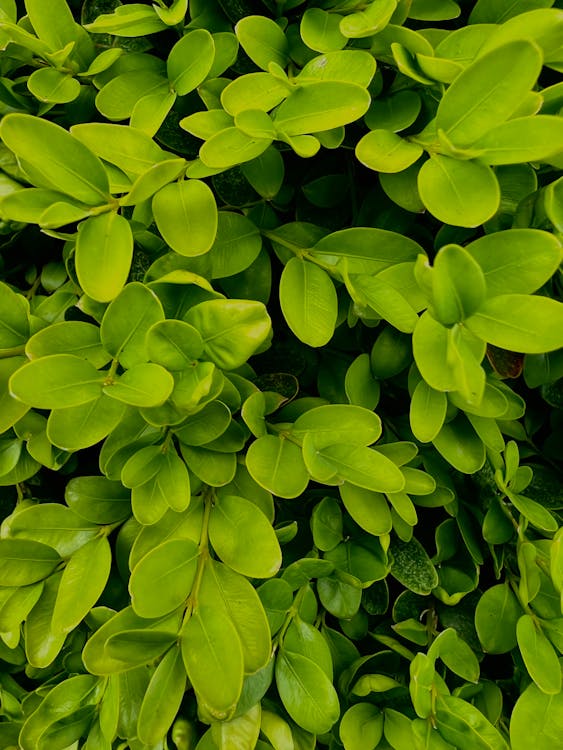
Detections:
181,487,213,630
103,358,120,385
498,497,520,533
508,576,535,618
273,584,308,649
0,346,25,358
25,276,41,299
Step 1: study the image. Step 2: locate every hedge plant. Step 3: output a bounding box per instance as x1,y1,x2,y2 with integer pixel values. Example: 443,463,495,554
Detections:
0,0,563,748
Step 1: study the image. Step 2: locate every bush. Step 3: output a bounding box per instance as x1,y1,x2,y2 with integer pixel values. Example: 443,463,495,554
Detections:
0,0,562,748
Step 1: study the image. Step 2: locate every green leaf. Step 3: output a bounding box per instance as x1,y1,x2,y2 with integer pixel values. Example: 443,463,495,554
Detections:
365,90,421,133
339,484,392,536
96,70,169,121
180,444,236,488
0,0,16,22
0,538,60,586
246,435,309,499
0,359,29,433
121,445,164,489
279,258,338,347
130,538,199,618
0,114,110,205
469,0,554,24
474,115,563,164
235,109,277,140
240,146,285,199
429,628,479,682
413,312,486,394
465,230,562,296
475,583,522,653
25,0,86,52
347,273,419,333
209,494,281,578
24,571,66,667
410,0,460,20
167,30,215,95
300,8,347,53
353,674,402,696
200,127,272,170
297,50,377,88
27,68,80,104
146,320,204,370
283,618,333,678
208,31,239,78
161,450,192,512
432,244,487,325
236,16,289,71
478,8,563,63
174,401,231,446
75,213,133,303
65,476,131,525
325,539,388,587
184,299,271,371
84,4,168,35
221,73,289,117
345,353,380,410
181,605,244,720
340,0,397,38
508,491,558,533
52,535,111,635
390,537,438,594
466,295,563,353
9,354,103,409
82,605,181,675
292,404,382,448
273,83,370,136
510,681,563,750
136,645,187,746
6,502,99,557
0,188,87,227
131,476,172,525
71,122,171,175
275,650,340,734
0,580,43,635
0,282,29,352
106,629,178,669
384,708,416,748
355,129,423,173
436,40,543,146
120,158,186,206
517,614,561,694
211,704,261,750
200,559,271,674
432,414,486,473
418,156,500,227
317,574,362,619
409,380,447,443
153,0,188,25
18,673,100,750
153,180,218,257
435,695,510,750
311,497,343,552
104,363,174,407
312,227,422,274
317,444,406,493
26,321,109,368
208,212,262,279
101,282,164,368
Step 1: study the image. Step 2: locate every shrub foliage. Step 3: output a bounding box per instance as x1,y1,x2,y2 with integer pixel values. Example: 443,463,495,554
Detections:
0,0,562,748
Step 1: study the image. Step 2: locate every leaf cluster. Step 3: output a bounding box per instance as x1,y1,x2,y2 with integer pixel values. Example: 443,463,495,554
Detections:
0,1,562,749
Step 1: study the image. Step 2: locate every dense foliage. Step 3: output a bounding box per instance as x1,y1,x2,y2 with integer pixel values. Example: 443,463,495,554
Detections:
0,0,562,748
